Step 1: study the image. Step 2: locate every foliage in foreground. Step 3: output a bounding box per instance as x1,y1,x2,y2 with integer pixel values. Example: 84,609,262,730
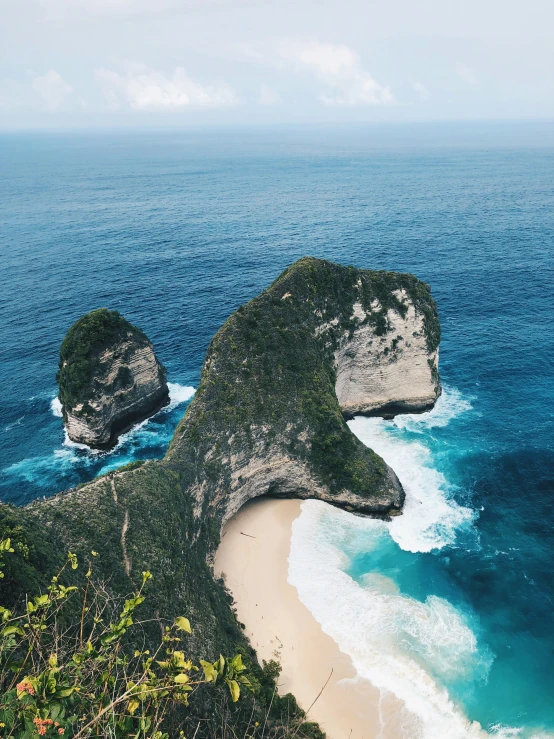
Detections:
0,541,324,739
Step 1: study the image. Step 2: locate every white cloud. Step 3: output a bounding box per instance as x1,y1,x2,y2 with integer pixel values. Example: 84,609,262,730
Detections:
279,40,394,107
413,81,430,101
257,84,281,106
96,65,239,110
227,42,266,63
32,70,73,110
456,62,477,85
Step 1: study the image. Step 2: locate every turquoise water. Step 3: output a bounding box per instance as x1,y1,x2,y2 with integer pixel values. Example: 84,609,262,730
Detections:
289,387,554,737
1,123,553,737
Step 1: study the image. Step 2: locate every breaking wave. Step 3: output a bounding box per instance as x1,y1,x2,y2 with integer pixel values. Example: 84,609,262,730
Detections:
2,383,195,500
288,388,552,739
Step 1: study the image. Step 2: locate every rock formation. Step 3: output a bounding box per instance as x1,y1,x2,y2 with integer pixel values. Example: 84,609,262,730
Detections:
57,308,169,448
2,257,441,667
334,288,440,417
165,257,441,525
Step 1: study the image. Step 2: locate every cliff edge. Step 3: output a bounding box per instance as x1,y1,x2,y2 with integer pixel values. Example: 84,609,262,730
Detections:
1,257,441,665
166,257,440,524
57,308,169,448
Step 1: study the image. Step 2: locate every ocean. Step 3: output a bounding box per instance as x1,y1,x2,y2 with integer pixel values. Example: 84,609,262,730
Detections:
1,123,553,737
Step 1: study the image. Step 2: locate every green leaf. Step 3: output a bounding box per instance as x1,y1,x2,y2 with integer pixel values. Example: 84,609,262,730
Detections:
55,687,74,698
127,698,140,715
173,673,189,684
172,651,192,670
200,660,218,683
230,654,245,673
2,625,24,638
174,616,192,634
122,596,144,615
49,702,64,721
140,716,151,731
227,679,240,702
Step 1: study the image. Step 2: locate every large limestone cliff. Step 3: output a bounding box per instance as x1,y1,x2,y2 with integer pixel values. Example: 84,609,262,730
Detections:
165,257,441,526
57,309,169,448
2,257,441,665
334,288,440,417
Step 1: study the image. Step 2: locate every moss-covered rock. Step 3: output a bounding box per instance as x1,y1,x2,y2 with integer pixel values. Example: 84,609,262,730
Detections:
57,308,169,448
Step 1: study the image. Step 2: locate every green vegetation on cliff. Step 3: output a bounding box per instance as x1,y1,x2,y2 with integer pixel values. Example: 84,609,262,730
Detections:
0,543,323,738
57,309,154,411
1,257,441,737
170,257,439,500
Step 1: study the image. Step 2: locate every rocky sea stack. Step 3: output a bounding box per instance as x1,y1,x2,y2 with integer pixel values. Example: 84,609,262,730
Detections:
57,308,169,448
1,257,441,683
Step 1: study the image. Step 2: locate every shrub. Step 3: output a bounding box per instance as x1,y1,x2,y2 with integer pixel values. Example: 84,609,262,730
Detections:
0,543,249,738
0,542,326,739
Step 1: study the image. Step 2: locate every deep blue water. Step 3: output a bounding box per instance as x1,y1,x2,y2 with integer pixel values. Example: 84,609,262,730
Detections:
1,123,553,737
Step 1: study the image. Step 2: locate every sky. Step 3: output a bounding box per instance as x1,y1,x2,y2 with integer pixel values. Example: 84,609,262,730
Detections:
1,0,554,128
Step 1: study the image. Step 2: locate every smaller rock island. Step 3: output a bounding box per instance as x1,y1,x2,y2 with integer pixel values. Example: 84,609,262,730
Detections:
57,308,169,449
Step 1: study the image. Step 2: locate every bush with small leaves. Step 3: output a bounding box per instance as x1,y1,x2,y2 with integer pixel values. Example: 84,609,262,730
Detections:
0,543,249,739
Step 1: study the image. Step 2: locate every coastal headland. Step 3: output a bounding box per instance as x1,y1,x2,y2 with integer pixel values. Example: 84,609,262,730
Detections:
0,257,440,735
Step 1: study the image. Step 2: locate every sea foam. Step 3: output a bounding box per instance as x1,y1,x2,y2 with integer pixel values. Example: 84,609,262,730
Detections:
347,387,476,554
392,386,474,432
3,447,84,485
167,383,196,409
50,397,63,417
54,383,196,454
3,384,196,491
287,387,513,738
289,501,491,739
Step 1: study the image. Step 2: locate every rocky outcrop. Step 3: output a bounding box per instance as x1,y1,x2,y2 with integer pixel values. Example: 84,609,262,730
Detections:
3,257,442,668
334,289,440,417
166,257,441,526
57,309,169,449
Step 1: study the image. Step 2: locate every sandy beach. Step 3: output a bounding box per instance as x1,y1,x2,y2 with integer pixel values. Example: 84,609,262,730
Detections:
215,497,407,739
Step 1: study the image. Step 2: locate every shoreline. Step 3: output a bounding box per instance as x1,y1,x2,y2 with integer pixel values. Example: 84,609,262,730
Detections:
215,497,406,739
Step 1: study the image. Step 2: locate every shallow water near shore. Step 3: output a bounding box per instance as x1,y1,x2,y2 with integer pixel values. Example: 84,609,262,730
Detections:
1,123,553,736
290,388,554,738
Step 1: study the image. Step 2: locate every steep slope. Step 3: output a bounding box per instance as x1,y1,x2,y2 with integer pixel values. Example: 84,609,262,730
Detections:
166,257,440,524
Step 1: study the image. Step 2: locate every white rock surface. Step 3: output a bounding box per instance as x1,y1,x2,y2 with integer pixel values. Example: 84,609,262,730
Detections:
334,294,440,416
64,337,168,448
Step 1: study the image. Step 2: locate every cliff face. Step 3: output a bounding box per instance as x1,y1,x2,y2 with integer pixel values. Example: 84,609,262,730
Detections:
57,309,169,449
2,258,441,665
334,289,440,417
166,258,440,526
